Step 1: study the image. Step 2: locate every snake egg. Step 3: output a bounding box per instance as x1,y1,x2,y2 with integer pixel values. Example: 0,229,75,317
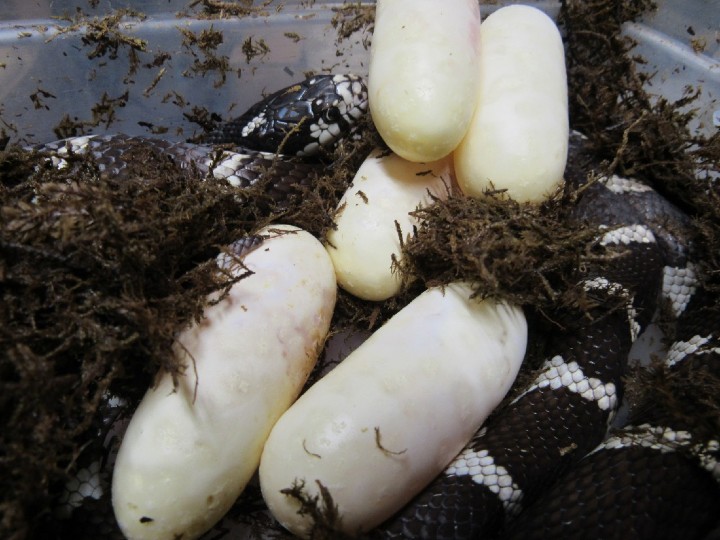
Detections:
326,148,454,301
111,225,336,540
259,283,527,537
369,0,481,162
454,5,569,203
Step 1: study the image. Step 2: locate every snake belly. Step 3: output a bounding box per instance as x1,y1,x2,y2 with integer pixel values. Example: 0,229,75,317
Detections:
372,133,719,539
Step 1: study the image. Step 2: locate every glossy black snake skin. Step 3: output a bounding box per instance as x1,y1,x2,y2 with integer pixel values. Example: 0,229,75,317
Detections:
503,230,720,539
372,133,720,539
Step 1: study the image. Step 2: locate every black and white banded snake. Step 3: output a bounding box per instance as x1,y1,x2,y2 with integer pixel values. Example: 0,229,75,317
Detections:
33,73,368,195
32,76,719,538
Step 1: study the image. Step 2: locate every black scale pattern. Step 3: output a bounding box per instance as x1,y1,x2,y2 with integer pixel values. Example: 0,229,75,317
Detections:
61,496,127,540
505,443,720,540
373,309,642,538
377,475,504,540
500,242,719,538
34,133,320,199
200,74,367,156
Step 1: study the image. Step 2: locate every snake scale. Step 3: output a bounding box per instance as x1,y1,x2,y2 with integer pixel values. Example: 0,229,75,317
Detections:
31,76,719,539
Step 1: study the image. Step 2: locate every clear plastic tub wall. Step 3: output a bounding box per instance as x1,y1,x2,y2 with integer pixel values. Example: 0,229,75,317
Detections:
0,1,559,145
1,1,716,145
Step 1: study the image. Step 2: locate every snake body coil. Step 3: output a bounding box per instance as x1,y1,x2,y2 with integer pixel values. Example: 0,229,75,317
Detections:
33,74,368,191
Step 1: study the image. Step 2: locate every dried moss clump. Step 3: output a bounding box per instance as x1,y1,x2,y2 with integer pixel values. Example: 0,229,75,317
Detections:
179,26,235,88
279,480,345,540
562,0,720,452
187,0,274,19
626,350,720,445
561,0,719,207
0,147,233,537
398,189,597,310
332,4,375,43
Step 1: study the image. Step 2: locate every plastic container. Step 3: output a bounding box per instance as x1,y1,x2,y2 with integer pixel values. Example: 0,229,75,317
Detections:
1,1,716,146
622,0,719,138
0,1,567,147
1,1,717,538
0,0,378,145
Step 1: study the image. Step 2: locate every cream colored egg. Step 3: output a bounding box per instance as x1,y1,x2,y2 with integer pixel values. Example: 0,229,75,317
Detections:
369,0,481,162
326,148,453,301
454,5,568,203
112,225,336,540
259,283,527,537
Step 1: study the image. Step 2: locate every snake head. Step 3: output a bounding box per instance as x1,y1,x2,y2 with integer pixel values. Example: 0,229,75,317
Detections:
203,74,368,157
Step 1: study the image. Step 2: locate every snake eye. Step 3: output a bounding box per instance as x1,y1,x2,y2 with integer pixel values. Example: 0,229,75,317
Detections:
323,103,343,124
